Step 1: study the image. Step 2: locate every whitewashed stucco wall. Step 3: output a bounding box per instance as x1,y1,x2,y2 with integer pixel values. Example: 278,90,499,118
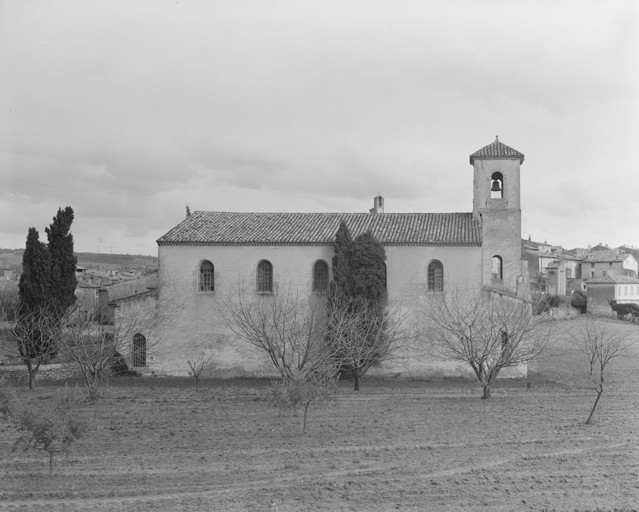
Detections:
152,243,492,378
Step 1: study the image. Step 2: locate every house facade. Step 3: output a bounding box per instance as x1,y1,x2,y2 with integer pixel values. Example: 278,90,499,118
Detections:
581,251,638,280
585,275,639,316
151,138,530,378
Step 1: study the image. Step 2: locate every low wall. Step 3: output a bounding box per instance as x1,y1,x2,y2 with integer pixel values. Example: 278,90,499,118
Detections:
0,363,80,382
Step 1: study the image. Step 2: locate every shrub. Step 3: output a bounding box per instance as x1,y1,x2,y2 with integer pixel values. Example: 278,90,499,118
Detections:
268,371,338,434
533,294,560,315
1,384,88,474
110,351,138,377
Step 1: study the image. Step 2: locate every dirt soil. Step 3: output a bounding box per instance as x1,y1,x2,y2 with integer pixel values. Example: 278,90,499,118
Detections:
1,320,639,511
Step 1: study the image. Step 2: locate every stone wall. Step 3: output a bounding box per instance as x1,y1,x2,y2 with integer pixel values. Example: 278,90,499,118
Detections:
0,363,80,382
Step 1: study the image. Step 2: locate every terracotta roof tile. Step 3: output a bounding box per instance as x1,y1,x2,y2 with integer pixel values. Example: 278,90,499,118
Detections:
157,212,482,247
557,253,583,261
582,250,630,263
586,275,639,284
470,137,524,165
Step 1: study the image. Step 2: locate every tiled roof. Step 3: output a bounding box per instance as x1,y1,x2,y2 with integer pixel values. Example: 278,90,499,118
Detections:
157,211,482,247
582,250,630,263
557,253,583,261
522,249,556,259
469,137,524,165
586,275,639,284
102,278,155,301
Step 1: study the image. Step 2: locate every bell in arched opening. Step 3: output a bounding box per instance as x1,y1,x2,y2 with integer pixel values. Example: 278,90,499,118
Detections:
490,171,504,198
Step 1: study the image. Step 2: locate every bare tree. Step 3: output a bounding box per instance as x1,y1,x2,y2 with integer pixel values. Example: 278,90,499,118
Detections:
0,383,88,474
187,351,214,390
222,284,349,432
268,371,337,434
570,315,636,424
55,290,165,401
417,287,551,399
0,302,58,389
222,284,407,391
327,296,407,391
221,284,343,380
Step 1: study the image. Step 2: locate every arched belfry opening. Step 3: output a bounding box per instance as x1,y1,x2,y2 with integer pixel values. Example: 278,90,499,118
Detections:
490,172,503,199
491,255,503,280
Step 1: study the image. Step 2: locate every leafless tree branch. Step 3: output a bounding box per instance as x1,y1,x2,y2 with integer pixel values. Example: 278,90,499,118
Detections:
416,286,552,398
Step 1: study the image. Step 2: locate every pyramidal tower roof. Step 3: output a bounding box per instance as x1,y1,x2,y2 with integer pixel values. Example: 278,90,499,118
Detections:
469,136,524,165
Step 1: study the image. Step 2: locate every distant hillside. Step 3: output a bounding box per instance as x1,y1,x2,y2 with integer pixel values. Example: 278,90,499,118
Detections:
0,249,157,272
75,252,158,270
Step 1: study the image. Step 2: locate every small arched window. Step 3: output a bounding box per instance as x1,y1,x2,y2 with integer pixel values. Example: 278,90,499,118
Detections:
427,260,444,291
199,260,214,291
492,256,503,280
133,333,147,368
257,260,273,292
491,172,504,199
312,260,329,293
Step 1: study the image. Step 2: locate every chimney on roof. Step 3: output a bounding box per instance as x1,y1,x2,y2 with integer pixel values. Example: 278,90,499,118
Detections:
369,194,384,214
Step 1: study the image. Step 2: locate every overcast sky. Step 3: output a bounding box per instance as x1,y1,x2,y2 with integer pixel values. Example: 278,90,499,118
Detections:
1,1,637,257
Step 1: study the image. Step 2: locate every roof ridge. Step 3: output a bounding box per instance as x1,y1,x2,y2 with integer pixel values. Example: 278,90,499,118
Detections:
192,211,474,215
469,137,524,165
158,211,482,246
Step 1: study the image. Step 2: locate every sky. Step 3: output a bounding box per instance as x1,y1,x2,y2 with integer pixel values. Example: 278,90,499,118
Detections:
0,0,637,257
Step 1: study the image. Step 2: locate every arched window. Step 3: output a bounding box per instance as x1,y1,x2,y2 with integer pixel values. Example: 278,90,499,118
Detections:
492,256,503,280
312,260,329,293
199,260,214,291
133,333,147,367
257,260,273,292
491,172,504,199
427,260,444,291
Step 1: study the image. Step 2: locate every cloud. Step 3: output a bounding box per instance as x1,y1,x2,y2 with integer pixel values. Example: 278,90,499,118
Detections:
0,0,636,255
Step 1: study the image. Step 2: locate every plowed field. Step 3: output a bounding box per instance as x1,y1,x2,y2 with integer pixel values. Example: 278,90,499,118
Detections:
1,320,638,511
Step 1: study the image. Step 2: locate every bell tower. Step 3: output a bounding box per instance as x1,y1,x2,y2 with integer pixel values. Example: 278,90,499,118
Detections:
470,137,524,293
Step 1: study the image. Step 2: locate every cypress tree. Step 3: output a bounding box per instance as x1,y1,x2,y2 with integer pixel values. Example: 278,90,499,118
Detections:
45,206,77,317
18,228,51,317
349,231,386,303
15,207,77,387
17,227,54,386
330,220,353,297
328,224,388,391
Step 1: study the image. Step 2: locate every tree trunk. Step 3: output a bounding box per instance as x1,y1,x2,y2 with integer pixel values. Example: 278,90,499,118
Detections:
353,372,360,391
481,383,491,399
302,402,310,434
25,360,35,389
585,386,603,425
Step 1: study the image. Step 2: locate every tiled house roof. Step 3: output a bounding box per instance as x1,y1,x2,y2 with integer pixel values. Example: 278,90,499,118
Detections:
582,250,629,263
586,275,639,284
557,253,582,262
469,137,525,165
157,211,482,247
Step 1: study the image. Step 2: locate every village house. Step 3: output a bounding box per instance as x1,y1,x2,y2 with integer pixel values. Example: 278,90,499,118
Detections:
147,138,530,379
581,250,638,280
0,266,14,281
585,275,639,316
521,238,580,294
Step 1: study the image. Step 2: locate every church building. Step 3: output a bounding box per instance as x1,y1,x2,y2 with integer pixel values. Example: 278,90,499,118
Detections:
149,138,529,377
